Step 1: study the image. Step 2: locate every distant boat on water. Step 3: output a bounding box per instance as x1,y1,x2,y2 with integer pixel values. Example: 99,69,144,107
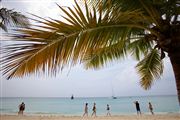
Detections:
112,96,117,99
71,95,74,100
111,80,117,99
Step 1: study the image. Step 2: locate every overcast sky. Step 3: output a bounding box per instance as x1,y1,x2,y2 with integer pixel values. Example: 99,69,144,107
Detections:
0,0,177,97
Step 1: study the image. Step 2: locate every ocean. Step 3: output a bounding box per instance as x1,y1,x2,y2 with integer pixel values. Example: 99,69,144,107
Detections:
0,95,179,116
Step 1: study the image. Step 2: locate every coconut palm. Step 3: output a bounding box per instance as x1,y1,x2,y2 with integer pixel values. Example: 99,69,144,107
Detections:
0,0,180,103
0,6,29,32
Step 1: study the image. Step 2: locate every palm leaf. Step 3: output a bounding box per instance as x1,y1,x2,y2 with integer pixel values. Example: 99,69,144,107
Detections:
0,8,29,32
128,36,154,60
83,28,131,69
136,49,164,90
1,1,158,79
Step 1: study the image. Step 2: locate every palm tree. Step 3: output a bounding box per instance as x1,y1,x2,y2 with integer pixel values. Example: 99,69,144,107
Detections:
0,1,29,32
0,0,180,104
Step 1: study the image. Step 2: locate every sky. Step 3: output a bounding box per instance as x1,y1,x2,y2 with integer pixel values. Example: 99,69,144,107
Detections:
0,0,177,98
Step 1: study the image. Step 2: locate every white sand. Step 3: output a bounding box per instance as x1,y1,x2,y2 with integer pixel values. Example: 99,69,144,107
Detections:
1,114,180,120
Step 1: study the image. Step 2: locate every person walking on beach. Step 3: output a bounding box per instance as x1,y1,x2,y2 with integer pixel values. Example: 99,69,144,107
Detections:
91,103,97,117
148,102,154,115
134,101,141,115
106,104,111,116
83,103,88,117
18,102,25,115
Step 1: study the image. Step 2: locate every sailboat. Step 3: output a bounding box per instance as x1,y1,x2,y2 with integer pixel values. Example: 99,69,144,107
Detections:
112,96,117,99
71,95,74,100
112,89,117,99
111,81,117,99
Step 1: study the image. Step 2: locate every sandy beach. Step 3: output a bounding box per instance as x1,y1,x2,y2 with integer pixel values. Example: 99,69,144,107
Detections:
1,114,180,120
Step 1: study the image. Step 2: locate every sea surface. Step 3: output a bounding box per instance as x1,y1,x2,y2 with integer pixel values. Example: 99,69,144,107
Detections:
0,95,179,116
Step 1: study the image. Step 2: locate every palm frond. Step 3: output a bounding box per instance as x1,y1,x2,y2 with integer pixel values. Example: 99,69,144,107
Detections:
136,49,164,90
138,0,161,27
128,36,154,60
88,0,175,28
1,1,157,79
0,8,29,32
83,28,131,69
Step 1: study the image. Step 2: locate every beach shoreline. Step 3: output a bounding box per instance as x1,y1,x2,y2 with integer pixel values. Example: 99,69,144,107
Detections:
1,113,180,120
1,112,180,116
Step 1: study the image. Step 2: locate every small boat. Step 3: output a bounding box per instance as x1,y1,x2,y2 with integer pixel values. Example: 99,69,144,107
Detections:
112,96,117,99
71,95,74,100
111,81,117,99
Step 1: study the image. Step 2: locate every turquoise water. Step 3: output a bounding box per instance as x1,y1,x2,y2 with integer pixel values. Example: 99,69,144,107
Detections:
0,95,179,115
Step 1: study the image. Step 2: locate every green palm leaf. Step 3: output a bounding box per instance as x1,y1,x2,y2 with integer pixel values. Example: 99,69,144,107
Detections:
83,28,130,69
136,49,164,90
1,1,155,79
128,36,154,60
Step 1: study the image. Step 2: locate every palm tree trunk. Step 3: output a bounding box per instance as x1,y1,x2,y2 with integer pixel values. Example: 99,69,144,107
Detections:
169,49,180,105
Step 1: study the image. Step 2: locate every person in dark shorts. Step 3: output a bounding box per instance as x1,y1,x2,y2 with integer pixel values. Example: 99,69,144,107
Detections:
91,103,97,117
106,104,111,116
18,102,25,115
134,101,141,115
148,102,154,115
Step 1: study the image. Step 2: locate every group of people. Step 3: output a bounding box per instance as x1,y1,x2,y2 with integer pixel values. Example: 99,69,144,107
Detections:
83,103,111,117
134,101,154,115
18,101,154,116
83,101,154,117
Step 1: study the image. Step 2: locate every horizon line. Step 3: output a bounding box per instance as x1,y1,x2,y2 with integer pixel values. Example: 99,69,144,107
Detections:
0,94,177,98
